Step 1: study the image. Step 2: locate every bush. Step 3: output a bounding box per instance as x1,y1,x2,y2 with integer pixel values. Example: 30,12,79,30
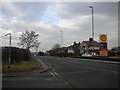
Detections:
2,47,30,64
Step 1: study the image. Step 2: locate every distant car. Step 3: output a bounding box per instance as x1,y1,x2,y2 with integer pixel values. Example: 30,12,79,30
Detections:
95,54,99,57
82,53,92,57
34,54,36,56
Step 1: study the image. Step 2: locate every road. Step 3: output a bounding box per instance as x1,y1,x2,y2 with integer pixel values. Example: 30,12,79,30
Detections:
2,56,119,88
38,56,119,88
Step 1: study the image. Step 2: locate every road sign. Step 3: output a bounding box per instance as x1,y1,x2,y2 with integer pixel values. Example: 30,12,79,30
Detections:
99,34,107,43
99,42,107,49
99,34,108,57
100,49,108,56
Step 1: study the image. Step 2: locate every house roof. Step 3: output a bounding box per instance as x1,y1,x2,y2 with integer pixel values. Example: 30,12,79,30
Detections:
82,41,99,47
68,45,73,48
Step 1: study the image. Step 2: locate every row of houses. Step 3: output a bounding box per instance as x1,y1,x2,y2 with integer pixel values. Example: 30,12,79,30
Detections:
48,38,100,57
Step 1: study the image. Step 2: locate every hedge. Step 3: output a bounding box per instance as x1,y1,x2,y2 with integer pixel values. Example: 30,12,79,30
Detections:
2,47,30,64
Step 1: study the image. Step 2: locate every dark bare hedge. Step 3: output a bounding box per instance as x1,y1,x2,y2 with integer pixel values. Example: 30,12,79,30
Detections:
2,47,30,64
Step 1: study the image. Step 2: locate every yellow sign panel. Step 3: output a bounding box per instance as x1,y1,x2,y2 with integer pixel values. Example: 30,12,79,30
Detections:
100,51,107,54
100,49,108,56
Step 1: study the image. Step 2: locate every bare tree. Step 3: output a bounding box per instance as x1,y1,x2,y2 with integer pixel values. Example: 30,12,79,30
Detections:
52,43,60,50
18,30,39,50
34,40,40,55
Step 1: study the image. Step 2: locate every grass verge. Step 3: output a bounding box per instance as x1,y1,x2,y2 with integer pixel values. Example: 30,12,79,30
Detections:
2,57,41,73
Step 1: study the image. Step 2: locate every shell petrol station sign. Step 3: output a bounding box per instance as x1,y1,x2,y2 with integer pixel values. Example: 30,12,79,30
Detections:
99,34,108,57
100,34,107,42
99,48,108,56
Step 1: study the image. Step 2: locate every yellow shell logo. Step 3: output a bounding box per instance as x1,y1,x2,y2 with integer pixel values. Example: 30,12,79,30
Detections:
100,35,107,41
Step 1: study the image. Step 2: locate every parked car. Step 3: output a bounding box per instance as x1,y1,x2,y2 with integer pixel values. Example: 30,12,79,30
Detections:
95,54,99,57
82,53,92,57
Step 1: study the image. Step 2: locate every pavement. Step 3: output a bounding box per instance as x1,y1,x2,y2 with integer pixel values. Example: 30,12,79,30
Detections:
2,56,73,88
3,56,52,77
35,56,52,73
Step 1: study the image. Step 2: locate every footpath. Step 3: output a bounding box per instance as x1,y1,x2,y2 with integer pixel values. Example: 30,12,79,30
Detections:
35,56,52,73
3,56,52,77
2,56,72,88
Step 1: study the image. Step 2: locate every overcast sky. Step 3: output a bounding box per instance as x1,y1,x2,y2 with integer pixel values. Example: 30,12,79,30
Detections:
1,2,118,52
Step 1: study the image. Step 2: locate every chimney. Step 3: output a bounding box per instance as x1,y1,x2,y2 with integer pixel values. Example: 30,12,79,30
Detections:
89,38,93,41
74,41,76,45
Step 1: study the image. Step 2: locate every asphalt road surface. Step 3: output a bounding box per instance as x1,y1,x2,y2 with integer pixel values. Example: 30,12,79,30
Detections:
2,56,119,88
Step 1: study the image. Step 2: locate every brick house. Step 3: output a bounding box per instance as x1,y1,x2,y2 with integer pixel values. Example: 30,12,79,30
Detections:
68,42,81,56
81,38,99,55
68,45,74,54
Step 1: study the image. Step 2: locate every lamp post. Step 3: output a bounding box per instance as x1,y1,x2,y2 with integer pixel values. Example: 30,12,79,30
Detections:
60,30,63,56
5,33,11,65
61,30,63,48
89,5,94,57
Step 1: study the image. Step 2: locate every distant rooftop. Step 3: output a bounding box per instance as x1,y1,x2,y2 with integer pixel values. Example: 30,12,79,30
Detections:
82,40,99,47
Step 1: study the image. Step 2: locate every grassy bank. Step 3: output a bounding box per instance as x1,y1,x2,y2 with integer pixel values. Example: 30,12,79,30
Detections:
2,57,41,73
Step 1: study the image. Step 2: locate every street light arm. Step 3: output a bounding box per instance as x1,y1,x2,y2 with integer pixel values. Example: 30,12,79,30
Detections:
89,6,93,8
5,33,11,36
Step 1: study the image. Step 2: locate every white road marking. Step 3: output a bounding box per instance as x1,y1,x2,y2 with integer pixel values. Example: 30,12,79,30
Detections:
54,72,59,76
82,59,120,64
66,57,120,64
50,71,59,77
50,72,56,77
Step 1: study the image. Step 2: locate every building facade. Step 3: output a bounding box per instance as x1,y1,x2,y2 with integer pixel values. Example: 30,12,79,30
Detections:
67,42,81,56
81,38,99,55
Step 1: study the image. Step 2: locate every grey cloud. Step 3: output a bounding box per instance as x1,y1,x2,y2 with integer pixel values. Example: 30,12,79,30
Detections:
13,2,53,21
51,2,91,19
53,2,118,19
2,2,118,51
2,2,22,18
2,2,53,21
93,2,118,17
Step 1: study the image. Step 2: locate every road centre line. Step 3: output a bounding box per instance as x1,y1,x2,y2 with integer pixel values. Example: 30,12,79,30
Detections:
82,59,120,64
65,57,119,64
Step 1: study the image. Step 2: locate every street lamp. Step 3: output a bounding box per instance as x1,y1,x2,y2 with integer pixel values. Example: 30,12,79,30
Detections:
5,33,11,65
61,30,63,48
89,5,94,57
